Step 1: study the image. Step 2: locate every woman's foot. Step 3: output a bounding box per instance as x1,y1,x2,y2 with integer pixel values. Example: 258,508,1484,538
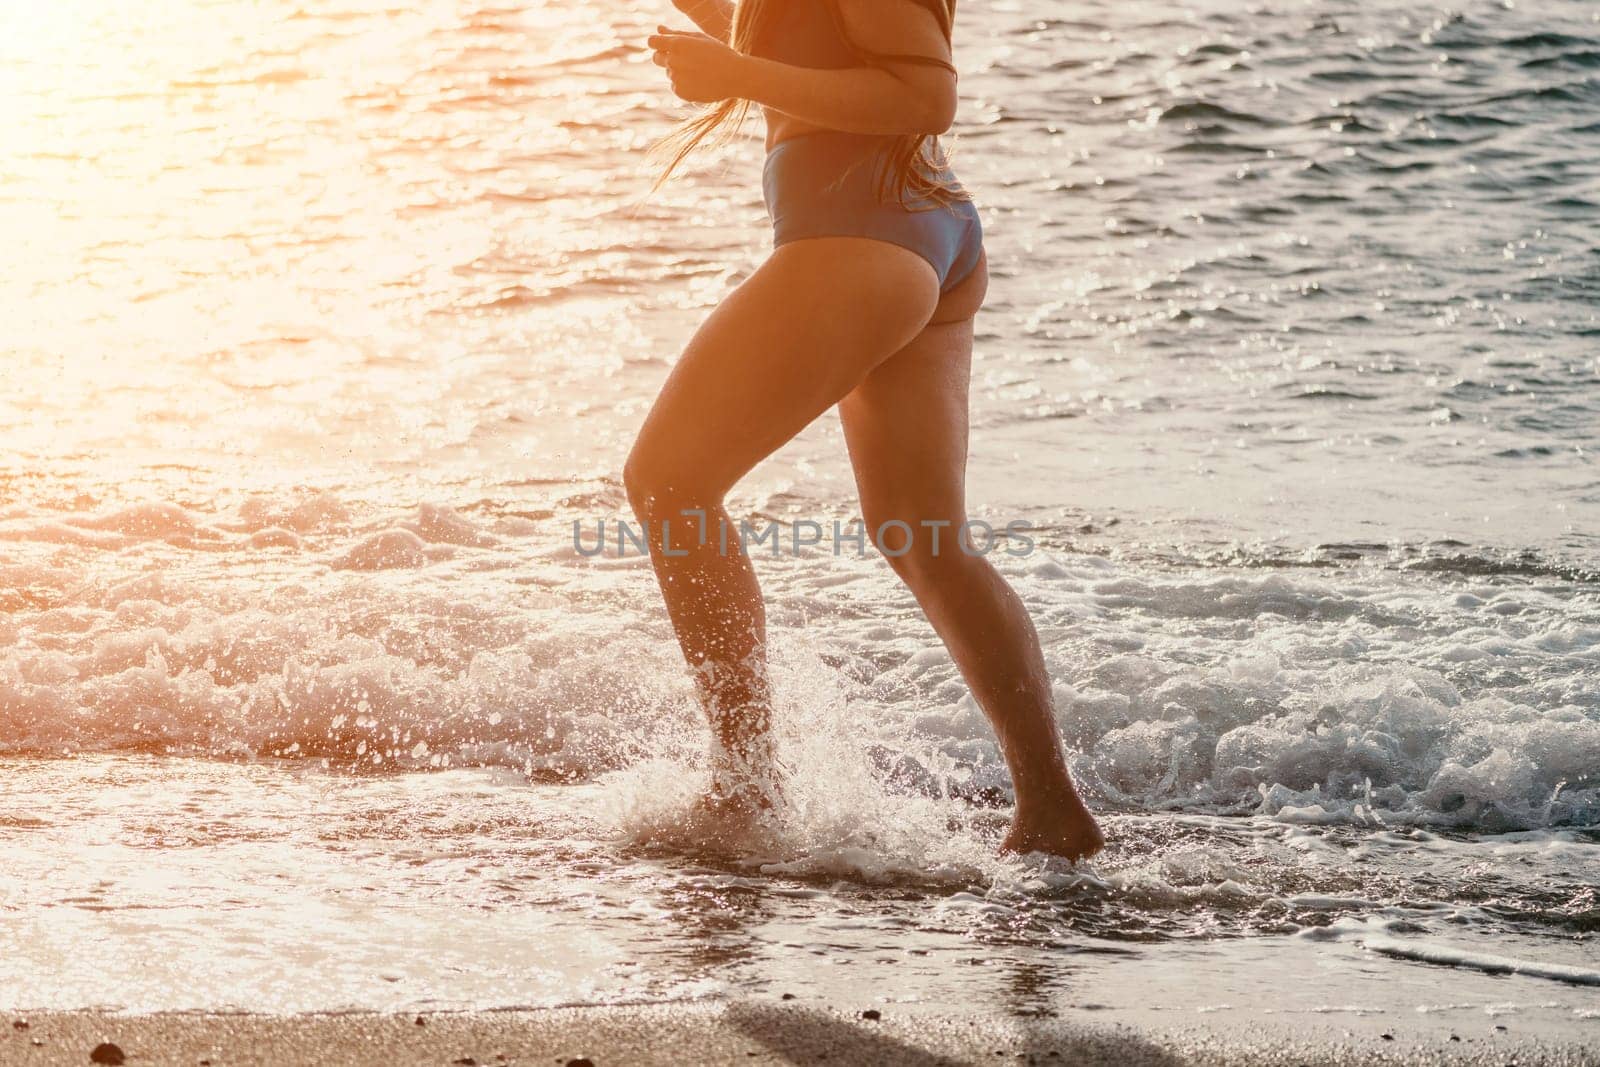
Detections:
695,774,778,822
1001,794,1105,862
693,748,784,836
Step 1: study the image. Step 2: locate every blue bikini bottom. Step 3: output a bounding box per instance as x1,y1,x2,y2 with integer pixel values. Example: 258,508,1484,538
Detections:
762,131,983,294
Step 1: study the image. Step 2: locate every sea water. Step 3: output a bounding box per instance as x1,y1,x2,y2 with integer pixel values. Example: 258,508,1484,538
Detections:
1,0,1596,1026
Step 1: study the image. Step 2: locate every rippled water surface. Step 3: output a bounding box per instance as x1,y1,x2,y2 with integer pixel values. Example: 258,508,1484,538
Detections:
1,0,1597,1020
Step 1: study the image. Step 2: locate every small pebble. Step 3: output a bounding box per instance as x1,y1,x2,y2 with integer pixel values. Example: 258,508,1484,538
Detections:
860,1009,881,1021
452,1058,476,1066
780,993,796,1001
12,1021,28,1031
1381,1033,1394,1041
90,1043,127,1066
566,1059,596,1067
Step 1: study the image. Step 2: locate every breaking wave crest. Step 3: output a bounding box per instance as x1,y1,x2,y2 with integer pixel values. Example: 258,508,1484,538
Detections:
4,495,1596,836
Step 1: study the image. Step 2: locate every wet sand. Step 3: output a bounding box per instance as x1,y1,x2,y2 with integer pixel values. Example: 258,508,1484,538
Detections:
5,1001,1596,1067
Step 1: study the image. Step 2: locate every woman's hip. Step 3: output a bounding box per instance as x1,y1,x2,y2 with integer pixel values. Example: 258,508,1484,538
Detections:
762,132,983,294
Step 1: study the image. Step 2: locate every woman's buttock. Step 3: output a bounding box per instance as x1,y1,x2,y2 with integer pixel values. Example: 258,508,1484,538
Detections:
930,248,987,324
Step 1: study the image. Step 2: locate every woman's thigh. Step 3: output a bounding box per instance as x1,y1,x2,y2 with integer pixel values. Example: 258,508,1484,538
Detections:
839,254,987,533
629,237,941,498
839,315,974,536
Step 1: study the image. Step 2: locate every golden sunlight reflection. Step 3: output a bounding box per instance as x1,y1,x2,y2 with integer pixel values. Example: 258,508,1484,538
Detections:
0,0,692,504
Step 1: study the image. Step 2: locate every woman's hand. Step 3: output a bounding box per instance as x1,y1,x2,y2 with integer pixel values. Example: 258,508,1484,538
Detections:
648,27,747,103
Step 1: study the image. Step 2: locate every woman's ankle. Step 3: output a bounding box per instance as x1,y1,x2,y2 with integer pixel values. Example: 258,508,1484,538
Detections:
1012,774,1089,821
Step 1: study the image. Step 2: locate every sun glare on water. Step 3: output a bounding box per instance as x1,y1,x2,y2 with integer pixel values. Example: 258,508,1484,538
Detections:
0,0,653,504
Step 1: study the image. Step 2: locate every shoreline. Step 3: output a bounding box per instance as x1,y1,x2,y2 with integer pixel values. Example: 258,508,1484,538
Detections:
5,1001,1597,1067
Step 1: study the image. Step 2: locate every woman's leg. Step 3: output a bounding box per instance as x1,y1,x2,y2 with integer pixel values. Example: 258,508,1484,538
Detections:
626,237,940,812
838,261,1105,860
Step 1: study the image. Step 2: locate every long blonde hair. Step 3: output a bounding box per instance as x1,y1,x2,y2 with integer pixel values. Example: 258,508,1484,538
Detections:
653,0,967,206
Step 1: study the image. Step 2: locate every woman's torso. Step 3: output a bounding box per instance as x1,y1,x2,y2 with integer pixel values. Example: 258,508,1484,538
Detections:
748,0,868,150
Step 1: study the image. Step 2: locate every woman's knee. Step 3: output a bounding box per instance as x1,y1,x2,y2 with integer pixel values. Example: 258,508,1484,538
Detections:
866,511,977,587
622,447,671,518
623,444,717,520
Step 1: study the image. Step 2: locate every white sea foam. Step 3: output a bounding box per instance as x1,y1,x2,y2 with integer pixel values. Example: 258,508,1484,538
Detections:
1365,939,1600,988
4,494,1595,846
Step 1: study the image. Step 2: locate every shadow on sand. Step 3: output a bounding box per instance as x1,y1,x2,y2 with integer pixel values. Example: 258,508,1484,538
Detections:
723,1001,1189,1066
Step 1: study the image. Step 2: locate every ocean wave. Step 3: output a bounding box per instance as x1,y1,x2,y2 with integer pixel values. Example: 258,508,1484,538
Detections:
3,496,1595,836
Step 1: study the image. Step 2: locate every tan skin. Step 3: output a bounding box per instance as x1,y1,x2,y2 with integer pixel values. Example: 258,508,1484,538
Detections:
630,0,1104,860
